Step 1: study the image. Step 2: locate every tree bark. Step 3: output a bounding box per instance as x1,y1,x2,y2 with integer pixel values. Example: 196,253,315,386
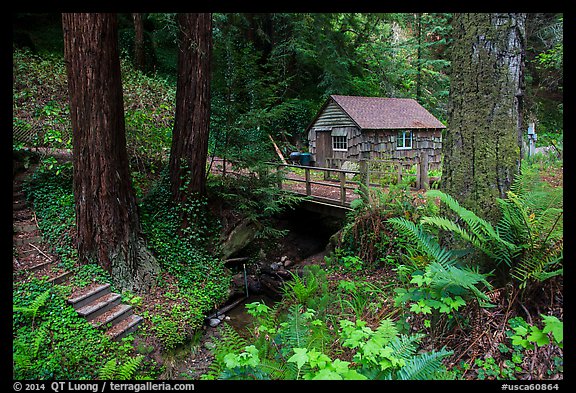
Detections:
132,13,146,71
169,13,212,207
62,13,160,291
442,13,526,223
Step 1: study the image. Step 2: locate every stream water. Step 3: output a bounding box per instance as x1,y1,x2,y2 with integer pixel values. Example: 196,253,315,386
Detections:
209,206,344,334
161,207,345,378
222,294,276,337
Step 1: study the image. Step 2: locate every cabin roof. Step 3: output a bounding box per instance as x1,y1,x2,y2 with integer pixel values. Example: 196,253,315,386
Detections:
329,95,446,130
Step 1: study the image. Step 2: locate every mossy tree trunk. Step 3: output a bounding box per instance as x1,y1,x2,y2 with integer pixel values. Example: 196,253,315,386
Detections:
442,13,526,224
62,13,160,291
168,13,212,222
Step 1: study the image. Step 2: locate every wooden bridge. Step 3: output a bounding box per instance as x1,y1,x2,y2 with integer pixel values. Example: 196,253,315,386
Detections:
211,154,436,217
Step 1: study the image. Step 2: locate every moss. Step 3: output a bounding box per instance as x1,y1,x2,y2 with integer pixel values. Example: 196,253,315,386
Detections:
442,13,525,224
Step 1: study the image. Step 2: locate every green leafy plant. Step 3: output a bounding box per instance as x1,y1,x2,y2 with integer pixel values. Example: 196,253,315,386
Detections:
13,288,51,328
388,217,493,303
13,279,145,380
203,302,454,381
508,315,563,350
495,171,563,287
98,355,150,380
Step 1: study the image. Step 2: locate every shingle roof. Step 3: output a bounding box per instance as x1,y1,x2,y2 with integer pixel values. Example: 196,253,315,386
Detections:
331,95,446,130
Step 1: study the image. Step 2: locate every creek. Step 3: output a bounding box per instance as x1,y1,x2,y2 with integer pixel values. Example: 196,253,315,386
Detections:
206,206,344,333
161,206,345,378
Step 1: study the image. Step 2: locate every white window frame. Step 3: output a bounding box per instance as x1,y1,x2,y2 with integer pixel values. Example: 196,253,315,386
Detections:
397,130,413,150
332,135,348,151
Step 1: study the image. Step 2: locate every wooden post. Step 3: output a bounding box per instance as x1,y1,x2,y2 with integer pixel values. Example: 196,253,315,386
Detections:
419,152,429,190
277,165,283,190
358,160,370,204
397,162,402,184
339,171,346,205
305,167,311,196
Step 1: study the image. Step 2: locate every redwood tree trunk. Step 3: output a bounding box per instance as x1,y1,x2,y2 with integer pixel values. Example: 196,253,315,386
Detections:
132,13,146,71
62,13,159,291
169,13,212,207
442,13,526,223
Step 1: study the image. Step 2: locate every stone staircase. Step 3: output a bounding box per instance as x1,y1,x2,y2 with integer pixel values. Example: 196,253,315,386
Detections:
67,283,143,341
13,181,73,285
13,169,143,341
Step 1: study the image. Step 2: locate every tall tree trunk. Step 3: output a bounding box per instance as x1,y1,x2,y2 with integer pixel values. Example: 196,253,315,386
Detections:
415,12,422,101
169,13,212,210
442,13,526,223
132,13,146,71
62,13,160,291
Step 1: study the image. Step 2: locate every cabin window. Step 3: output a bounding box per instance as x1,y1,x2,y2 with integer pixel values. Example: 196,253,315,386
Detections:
397,130,413,149
332,136,348,151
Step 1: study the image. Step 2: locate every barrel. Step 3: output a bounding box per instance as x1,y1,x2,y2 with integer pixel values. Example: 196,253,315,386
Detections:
289,152,301,164
300,152,312,166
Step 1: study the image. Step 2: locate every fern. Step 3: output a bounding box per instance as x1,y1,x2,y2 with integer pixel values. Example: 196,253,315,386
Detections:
283,270,319,305
395,348,453,380
118,356,144,380
426,189,499,241
13,288,51,327
388,217,492,304
424,190,518,265
258,358,291,380
422,178,562,289
98,359,118,380
427,262,492,303
202,323,248,379
13,323,49,375
278,304,311,352
31,324,48,359
387,333,422,362
97,356,145,380
388,217,457,269
495,172,563,287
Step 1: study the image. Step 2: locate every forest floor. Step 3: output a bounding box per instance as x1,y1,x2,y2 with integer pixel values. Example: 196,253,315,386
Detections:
13,154,564,380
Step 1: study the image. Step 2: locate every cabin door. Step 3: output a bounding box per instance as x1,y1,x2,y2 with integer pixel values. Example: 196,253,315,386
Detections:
315,131,332,167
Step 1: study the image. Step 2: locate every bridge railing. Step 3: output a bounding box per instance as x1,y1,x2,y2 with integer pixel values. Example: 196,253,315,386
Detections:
210,154,435,208
267,162,367,207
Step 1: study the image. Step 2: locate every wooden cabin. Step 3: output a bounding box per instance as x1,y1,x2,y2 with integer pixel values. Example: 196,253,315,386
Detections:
306,95,445,168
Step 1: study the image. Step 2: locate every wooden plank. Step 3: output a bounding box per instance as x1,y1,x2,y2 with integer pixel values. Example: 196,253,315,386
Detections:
339,171,346,205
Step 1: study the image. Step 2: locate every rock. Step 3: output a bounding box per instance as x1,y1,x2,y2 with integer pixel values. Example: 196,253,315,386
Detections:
260,275,284,300
283,258,293,268
270,262,281,271
221,218,262,259
208,318,221,328
280,255,288,263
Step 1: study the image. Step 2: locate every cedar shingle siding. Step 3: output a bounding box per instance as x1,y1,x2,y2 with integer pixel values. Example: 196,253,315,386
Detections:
307,95,445,167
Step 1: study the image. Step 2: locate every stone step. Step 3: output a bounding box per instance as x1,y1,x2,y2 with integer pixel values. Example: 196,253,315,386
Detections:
25,259,52,272
13,223,38,233
68,283,112,310
90,303,134,329
13,236,43,246
13,201,27,211
48,270,73,285
105,314,143,341
76,292,122,321
67,283,144,341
